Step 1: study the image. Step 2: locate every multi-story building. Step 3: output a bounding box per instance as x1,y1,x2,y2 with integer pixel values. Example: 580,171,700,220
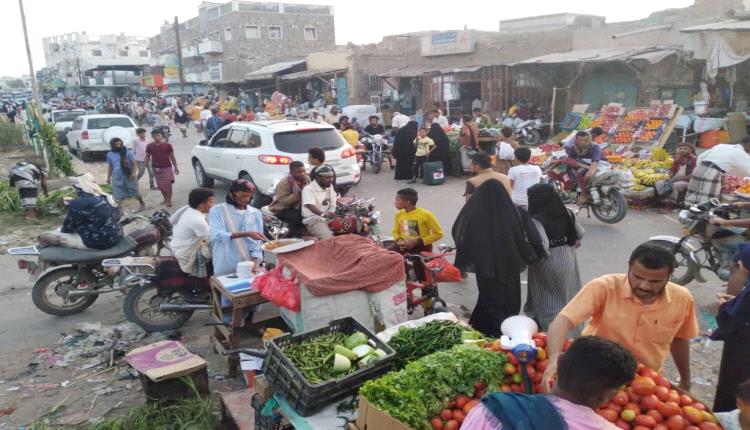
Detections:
42,32,150,96
148,1,336,94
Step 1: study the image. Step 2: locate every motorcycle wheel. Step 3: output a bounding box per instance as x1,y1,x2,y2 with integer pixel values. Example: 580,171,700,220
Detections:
431,297,448,314
524,129,542,146
591,189,628,224
123,284,194,332
650,240,696,285
373,152,382,174
31,268,99,316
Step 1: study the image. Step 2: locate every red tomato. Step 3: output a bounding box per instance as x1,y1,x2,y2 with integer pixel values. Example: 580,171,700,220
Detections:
679,394,694,407
613,391,630,406
666,414,687,429
609,403,624,413
503,363,517,375
634,414,657,427
655,386,670,402
633,427,651,430
510,384,524,393
474,381,485,392
534,338,546,348
441,409,453,421
598,408,619,422
562,339,573,352
685,426,700,430
682,406,704,425
430,417,443,430
698,423,721,430
667,391,681,404
508,354,519,365
463,400,479,415
455,395,470,409
658,402,682,417
627,387,642,404
655,375,672,388
445,401,455,409
624,402,641,413
654,425,670,430
452,410,466,424
641,394,661,411
642,369,660,380
535,359,548,373
647,409,664,423
631,376,657,396
636,363,646,374
615,419,631,430
444,420,459,430
692,403,706,412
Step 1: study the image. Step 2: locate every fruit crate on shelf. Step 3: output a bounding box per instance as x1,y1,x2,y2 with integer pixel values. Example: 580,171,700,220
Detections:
263,317,395,417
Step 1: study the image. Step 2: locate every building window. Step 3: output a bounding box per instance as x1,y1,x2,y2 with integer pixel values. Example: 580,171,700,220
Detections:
92,49,102,57
304,27,318,41
245,25,260,39
139,50,148,57
224,27,232,41
367,75,382,93
210,31,220,41
268,26,282,40
119,49,128,57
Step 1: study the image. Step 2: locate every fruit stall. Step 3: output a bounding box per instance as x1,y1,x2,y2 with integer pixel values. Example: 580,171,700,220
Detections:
250,314,726,430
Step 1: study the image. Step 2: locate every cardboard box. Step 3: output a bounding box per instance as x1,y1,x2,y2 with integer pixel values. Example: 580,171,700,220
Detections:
356,397,412,430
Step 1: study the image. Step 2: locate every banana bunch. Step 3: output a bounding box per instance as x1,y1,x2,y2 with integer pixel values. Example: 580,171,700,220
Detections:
651,148,669,162
630,184,647,192
637,172,669,186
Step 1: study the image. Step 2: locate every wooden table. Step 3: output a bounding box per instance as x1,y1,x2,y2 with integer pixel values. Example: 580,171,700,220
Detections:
210,276,275,378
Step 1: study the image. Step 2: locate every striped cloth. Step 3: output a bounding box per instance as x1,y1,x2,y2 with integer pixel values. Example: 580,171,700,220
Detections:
684,162,723,205
526,219,582,331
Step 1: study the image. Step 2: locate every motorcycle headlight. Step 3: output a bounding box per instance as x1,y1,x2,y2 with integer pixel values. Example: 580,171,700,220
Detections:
678,209,691,225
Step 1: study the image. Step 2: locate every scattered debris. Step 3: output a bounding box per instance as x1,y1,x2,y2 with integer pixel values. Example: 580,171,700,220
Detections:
0,406,16,417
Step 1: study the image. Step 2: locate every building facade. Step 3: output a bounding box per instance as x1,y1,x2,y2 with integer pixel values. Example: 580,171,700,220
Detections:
42,32,150,96
148,0,336,93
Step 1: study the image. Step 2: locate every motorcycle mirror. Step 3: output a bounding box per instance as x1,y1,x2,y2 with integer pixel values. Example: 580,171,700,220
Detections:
709,198,721,207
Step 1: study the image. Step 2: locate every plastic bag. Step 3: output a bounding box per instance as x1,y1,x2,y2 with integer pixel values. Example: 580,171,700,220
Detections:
423,254,462,283
253,265,301,312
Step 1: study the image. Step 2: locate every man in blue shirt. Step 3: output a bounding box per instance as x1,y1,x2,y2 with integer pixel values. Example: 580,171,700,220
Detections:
561,131,601,205
205,108,224,139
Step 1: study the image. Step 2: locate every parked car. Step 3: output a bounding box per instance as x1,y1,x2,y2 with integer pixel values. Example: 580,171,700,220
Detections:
51,109,86,145
66,114,137,162
191,120,361,207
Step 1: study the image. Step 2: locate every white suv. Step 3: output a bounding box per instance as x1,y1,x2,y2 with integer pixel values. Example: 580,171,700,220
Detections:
191,120,361,204
51,109,86,145
66,114,137,162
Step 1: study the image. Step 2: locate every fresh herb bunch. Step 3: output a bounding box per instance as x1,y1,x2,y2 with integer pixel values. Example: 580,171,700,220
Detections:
388,321,479,369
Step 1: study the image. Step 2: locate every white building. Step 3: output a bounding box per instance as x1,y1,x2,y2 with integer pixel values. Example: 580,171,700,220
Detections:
42,32,151,95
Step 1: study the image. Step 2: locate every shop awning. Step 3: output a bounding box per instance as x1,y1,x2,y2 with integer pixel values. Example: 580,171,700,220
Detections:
437,66,483,74
681,19,750,32
244,60,305,81
280,68,346,81
514,47,681,65
378,66,435,78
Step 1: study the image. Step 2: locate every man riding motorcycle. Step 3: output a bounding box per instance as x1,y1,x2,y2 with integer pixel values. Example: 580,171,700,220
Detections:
552,131,601,205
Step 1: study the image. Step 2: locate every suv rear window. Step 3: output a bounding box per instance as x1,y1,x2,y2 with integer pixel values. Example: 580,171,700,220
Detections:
273,129,346,153
53,111,84,122
87,118,134,129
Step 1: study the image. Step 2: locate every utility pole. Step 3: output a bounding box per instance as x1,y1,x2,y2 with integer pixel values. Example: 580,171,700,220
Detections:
18,0,42,112
174,16,185,95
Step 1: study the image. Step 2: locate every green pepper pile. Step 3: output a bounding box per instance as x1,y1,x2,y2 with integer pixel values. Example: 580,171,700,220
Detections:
282,333,351,384
359,344,507,430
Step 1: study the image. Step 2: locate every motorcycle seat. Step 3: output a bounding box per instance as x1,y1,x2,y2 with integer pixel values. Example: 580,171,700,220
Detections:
39,236,137,263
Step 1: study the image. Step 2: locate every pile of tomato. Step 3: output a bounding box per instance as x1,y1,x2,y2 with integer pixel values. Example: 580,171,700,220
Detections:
428,383,484,430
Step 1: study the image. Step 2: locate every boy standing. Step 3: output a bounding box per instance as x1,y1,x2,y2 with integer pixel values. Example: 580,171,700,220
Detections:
392,188,443,253
409,127,435,184
507,147,542,208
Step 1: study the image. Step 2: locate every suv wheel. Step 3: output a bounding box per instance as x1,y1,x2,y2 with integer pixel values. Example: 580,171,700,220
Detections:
193,160,214,188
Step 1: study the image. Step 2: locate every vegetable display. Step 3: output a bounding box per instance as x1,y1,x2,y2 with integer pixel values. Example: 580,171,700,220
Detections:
387,321,482,369
359,344,507,430
282,331,386,384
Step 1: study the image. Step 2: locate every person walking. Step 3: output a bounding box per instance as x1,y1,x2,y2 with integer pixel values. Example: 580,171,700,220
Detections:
459,115,479,175
452,179,528,337
133,128,156,190
144,129,179,207
106,138,145,213
174,103,190,138
427,122,451,174
525,183,582,331
392,121,419,181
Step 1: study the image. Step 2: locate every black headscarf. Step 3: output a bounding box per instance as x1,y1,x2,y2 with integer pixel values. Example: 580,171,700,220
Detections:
527,183,577,248
392,120,419,180
428,122,450,163
452,179,526,279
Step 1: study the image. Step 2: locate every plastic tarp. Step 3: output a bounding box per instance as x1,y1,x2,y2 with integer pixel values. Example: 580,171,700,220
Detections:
706,38,750,78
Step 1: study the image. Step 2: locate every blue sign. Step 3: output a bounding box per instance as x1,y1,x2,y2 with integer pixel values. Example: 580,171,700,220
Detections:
431,32,458,45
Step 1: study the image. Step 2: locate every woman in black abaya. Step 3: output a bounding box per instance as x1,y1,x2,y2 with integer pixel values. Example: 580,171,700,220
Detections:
452,179,527,337
428,122,451,174
392,120,418,180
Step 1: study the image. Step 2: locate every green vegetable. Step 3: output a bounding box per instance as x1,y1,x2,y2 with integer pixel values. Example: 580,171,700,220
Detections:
344,331,368,349
333,345,358,361
352,344,374,359
282,332,352,384
359,345,507,430
373,348,387,359
387,321,481,369
333,353,351,373
358,353,379,368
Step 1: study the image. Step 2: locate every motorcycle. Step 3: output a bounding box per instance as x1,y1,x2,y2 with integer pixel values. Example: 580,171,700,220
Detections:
359,133,393,174
500,115,543,146
403,245,456,316
8,211,173,316
543,150,630,224
328,196,381,240
651,198,746,285
116,211,289,331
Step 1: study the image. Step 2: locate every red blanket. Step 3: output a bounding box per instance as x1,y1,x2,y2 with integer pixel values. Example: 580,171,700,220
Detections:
278,235,404,297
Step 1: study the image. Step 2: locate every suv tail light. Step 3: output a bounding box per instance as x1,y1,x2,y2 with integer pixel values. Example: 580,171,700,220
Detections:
81,130,89,140
258,155,292,165
341,147,356,159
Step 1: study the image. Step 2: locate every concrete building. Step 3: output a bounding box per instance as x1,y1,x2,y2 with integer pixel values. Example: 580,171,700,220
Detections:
148,0,336,94
42,32,150,96
499,13,606,34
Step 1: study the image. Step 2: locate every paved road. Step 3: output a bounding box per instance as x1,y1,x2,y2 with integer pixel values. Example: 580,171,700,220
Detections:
0,127,721,355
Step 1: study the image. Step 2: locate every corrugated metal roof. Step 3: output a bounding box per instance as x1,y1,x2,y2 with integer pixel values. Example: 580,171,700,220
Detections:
378,66,436,78
437,66,483,74
515,47,681,65
681,19,750,32
244,60,305,80
280,68,346,81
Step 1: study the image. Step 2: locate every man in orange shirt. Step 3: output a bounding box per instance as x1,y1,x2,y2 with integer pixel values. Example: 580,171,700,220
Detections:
542,242,699,392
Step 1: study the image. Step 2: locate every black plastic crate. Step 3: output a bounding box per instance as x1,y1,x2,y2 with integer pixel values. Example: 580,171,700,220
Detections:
251,393,293,430
262,317,395,416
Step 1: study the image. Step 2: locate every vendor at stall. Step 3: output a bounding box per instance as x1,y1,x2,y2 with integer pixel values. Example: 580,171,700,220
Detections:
655,142,696,206
463,336,636,430
685,137,750,205
541,242,699,392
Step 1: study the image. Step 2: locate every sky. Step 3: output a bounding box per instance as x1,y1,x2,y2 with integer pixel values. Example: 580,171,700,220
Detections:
2,0,695,77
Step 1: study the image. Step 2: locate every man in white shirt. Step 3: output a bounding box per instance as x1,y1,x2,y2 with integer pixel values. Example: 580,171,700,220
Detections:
431,109,449,128
685,138,750,205
171,188,215,276
391,111,411,130
301,165,337,240
325,105,341,125
508,147,542,208
199,107,212,133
